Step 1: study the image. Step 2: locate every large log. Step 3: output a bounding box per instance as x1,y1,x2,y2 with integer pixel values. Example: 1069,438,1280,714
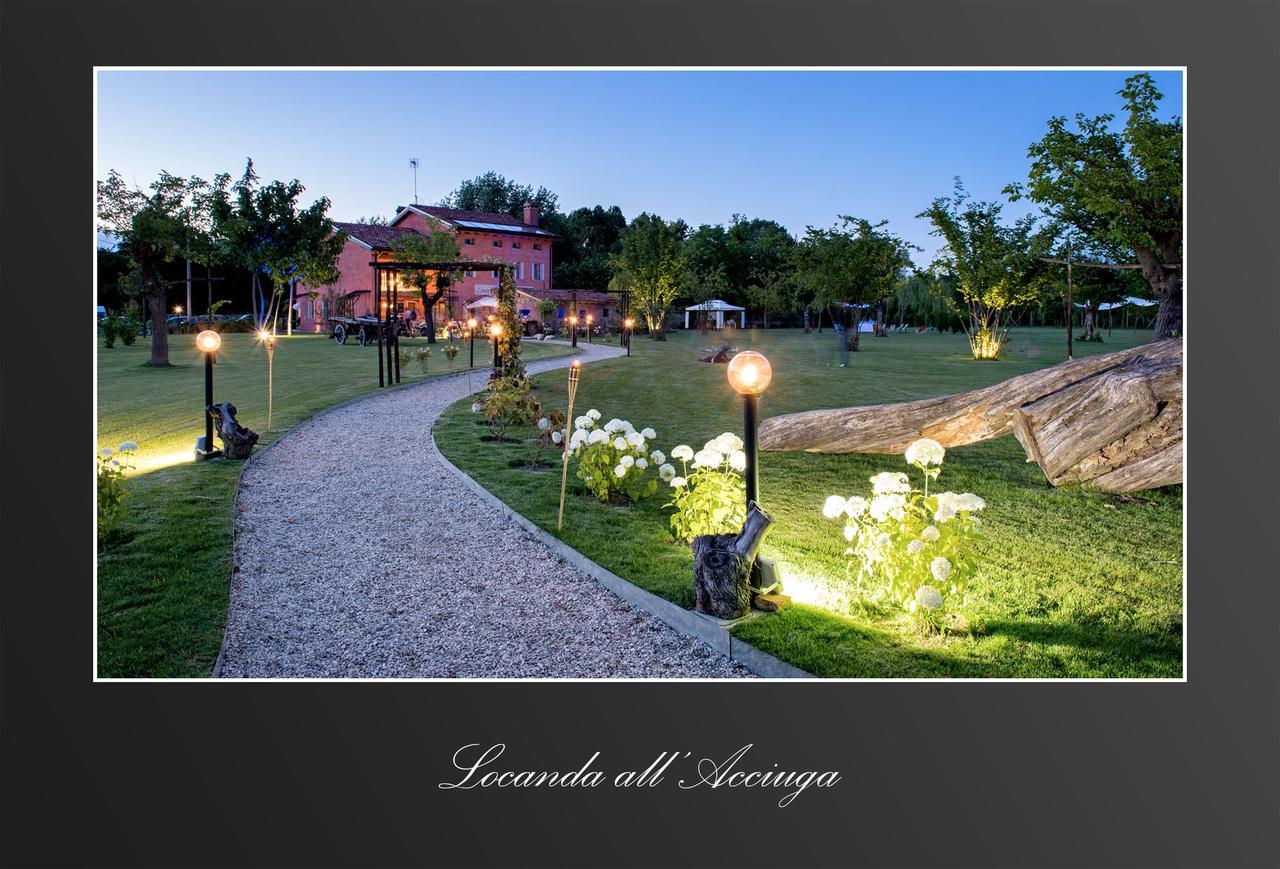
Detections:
207,401,259,460
758,339,1182,493
692,502,774,619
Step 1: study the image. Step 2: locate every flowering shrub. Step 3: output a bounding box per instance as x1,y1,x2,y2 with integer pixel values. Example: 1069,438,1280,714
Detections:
567,410,658,503
663,433,748,543
97,442,138,540
821,437,985,628
484,375,537,442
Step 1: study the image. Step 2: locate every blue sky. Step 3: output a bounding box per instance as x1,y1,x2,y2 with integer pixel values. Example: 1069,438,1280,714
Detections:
96,69,1182,263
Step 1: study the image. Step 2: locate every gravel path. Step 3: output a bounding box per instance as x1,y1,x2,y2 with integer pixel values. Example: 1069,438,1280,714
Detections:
219,343,751,678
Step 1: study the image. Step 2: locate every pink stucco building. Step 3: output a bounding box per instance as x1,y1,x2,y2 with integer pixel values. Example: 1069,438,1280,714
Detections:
296,203,618,333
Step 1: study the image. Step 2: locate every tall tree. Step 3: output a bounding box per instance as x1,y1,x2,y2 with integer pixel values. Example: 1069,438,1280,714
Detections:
389,229,462,343
444,171,558,218
209,160,345,335
737,219,796,327
610,213,688,339
920,181,1055,360
1006,73,1183,339
551,205,627,290
96,170,206,366
796,216,915,352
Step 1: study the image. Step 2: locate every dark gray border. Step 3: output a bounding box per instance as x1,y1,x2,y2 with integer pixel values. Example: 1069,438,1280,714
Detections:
3,2,1278,867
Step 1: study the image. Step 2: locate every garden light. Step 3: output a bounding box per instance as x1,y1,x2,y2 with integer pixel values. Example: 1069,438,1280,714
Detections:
624,317,635,357
491,321,503,369
467,317,478,368
727,350,772,396
586,313,593,344
194,330,222,460
568,315,579,349
257,329,277,431
557,359,582,531
174,305,183,315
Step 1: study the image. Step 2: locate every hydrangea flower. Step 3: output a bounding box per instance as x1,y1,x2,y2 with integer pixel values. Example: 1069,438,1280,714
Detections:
626,431,646,448
118,441,139,453
100,447,114,457
921,525,940,542
728,450,747,472
574,416,593,430
822,495,847,519
551,431,563,444
586,409,601,421
844,496,869,518
907,539,924,554
904,438,946,467
613,464,627,478
588,430,609,445
658,463,676,481
635,457,648,470
693,448,723,469
613,437,628,451
870,471,910,495
671,444,694,462
649,450,666,465
669,476,687,488
710,432,744,453
605,418,626,433
916,585,943,611
537,417,550,431
957,493,986,512
620,454,635,468
869,493,907,522
931,556,952,581
641,427,657,440
843,524,856,542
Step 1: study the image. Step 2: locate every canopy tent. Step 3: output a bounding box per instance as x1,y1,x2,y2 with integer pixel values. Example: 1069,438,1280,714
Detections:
684,299,746,329
465,296,499,310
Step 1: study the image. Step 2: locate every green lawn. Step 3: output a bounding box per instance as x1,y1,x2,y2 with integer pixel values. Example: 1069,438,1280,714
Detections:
96,332,574,678
434,326,1183,678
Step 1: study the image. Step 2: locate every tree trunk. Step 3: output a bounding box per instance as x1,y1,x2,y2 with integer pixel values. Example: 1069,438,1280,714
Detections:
143,276,170,367
1135,243,1182,340
207,401,260,460
692,502,774,619
803,307,812,333
759,339,1182,493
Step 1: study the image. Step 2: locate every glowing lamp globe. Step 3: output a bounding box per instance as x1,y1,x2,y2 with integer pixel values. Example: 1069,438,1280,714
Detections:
727,351,772,396
491,323,503,337
467,317,478,329
624,318,635,328
196,330,222,354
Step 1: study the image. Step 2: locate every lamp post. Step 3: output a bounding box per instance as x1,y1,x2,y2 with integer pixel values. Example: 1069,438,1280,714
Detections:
467,317,478,368
257,329,277,431
726,351,772,509
586,313,593,344
568,315,578,349
624,317,634,357
195,330,223,460
491,322,503,371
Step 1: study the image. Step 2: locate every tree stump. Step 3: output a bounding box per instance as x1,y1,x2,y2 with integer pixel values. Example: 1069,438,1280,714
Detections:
692,502,774,619
207,401,259,460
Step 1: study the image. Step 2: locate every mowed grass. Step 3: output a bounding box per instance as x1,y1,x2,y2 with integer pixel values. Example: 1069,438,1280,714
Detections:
434,326,1183,678
96,332,574,678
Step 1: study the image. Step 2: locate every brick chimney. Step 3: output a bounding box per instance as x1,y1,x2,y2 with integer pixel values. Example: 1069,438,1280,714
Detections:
522,201,540,227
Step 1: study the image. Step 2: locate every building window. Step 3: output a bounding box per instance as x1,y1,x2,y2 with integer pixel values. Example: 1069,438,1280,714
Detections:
464,269,475,278
532,262,544,281
557,306,564,318
464,238,474,246
602,309,609,318
533,243,542,250
491,269,500,278
511,242,521,249
492,240,502,248
515,261,524,280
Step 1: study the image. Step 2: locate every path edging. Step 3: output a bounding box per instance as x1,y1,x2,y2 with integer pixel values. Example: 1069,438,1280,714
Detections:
432,426,812,679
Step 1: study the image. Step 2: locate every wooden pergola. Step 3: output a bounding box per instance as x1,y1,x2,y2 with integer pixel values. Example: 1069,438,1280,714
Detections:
369,259,513,387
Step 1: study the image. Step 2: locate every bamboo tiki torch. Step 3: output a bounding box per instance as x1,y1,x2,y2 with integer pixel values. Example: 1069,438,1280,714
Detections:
557,359,581,531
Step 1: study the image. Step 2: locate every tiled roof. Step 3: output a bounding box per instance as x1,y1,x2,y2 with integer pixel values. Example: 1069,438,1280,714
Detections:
331,222,422,251
519,288,618,304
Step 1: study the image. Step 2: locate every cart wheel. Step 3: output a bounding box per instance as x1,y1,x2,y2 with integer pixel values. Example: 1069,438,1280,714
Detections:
334,324,347,345
358,327,369,347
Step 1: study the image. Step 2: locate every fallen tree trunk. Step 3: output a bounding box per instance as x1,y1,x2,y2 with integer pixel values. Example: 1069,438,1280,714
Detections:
692,502,774,619
758,339,1182,493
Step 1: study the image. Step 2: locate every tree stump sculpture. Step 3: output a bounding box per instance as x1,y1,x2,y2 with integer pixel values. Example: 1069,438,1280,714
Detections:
207,401,259,460
692,502,774,619
758,339,1182,493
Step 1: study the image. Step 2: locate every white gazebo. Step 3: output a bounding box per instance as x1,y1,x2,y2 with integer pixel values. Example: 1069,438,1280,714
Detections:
465,295,499,310
684,299,746,329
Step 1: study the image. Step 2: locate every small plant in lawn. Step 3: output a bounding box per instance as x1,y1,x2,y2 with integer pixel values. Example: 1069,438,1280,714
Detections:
97,441,138,540
663,433,748,543
415,347,432,374
566,410,659,503
442,343,459,369
526,409,566,468
822,437,985,630
101,318,119,348
484,374,537,442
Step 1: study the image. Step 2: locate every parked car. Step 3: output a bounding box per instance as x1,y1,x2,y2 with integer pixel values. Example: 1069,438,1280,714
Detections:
96,305,108,321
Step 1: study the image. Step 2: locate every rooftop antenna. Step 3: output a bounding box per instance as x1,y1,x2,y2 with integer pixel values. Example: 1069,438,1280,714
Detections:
409,157,420,203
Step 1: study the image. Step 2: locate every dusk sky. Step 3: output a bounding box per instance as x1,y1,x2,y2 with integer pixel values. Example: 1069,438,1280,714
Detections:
96,69,1182,263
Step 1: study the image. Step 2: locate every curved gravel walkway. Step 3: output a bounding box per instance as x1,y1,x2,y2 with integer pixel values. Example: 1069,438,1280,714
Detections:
219,343,751,678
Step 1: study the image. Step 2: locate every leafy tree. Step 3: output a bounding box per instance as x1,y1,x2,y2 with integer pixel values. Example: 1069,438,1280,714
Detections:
610,213,688,339
389,229,461,343
745,269,793,329
355,214,389,225
1052,237,1150,342
209,160,345,335
550,205,627,290
735,219,796,327
96,170,206,366
95,246,134,313
1006,73,1183,339
444,170,558,218
920,182,1055,359
796,216,915,352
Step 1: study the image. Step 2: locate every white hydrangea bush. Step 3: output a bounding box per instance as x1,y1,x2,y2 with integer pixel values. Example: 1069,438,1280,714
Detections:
567,410,659,503
821,438,985,628
663,432,749,543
